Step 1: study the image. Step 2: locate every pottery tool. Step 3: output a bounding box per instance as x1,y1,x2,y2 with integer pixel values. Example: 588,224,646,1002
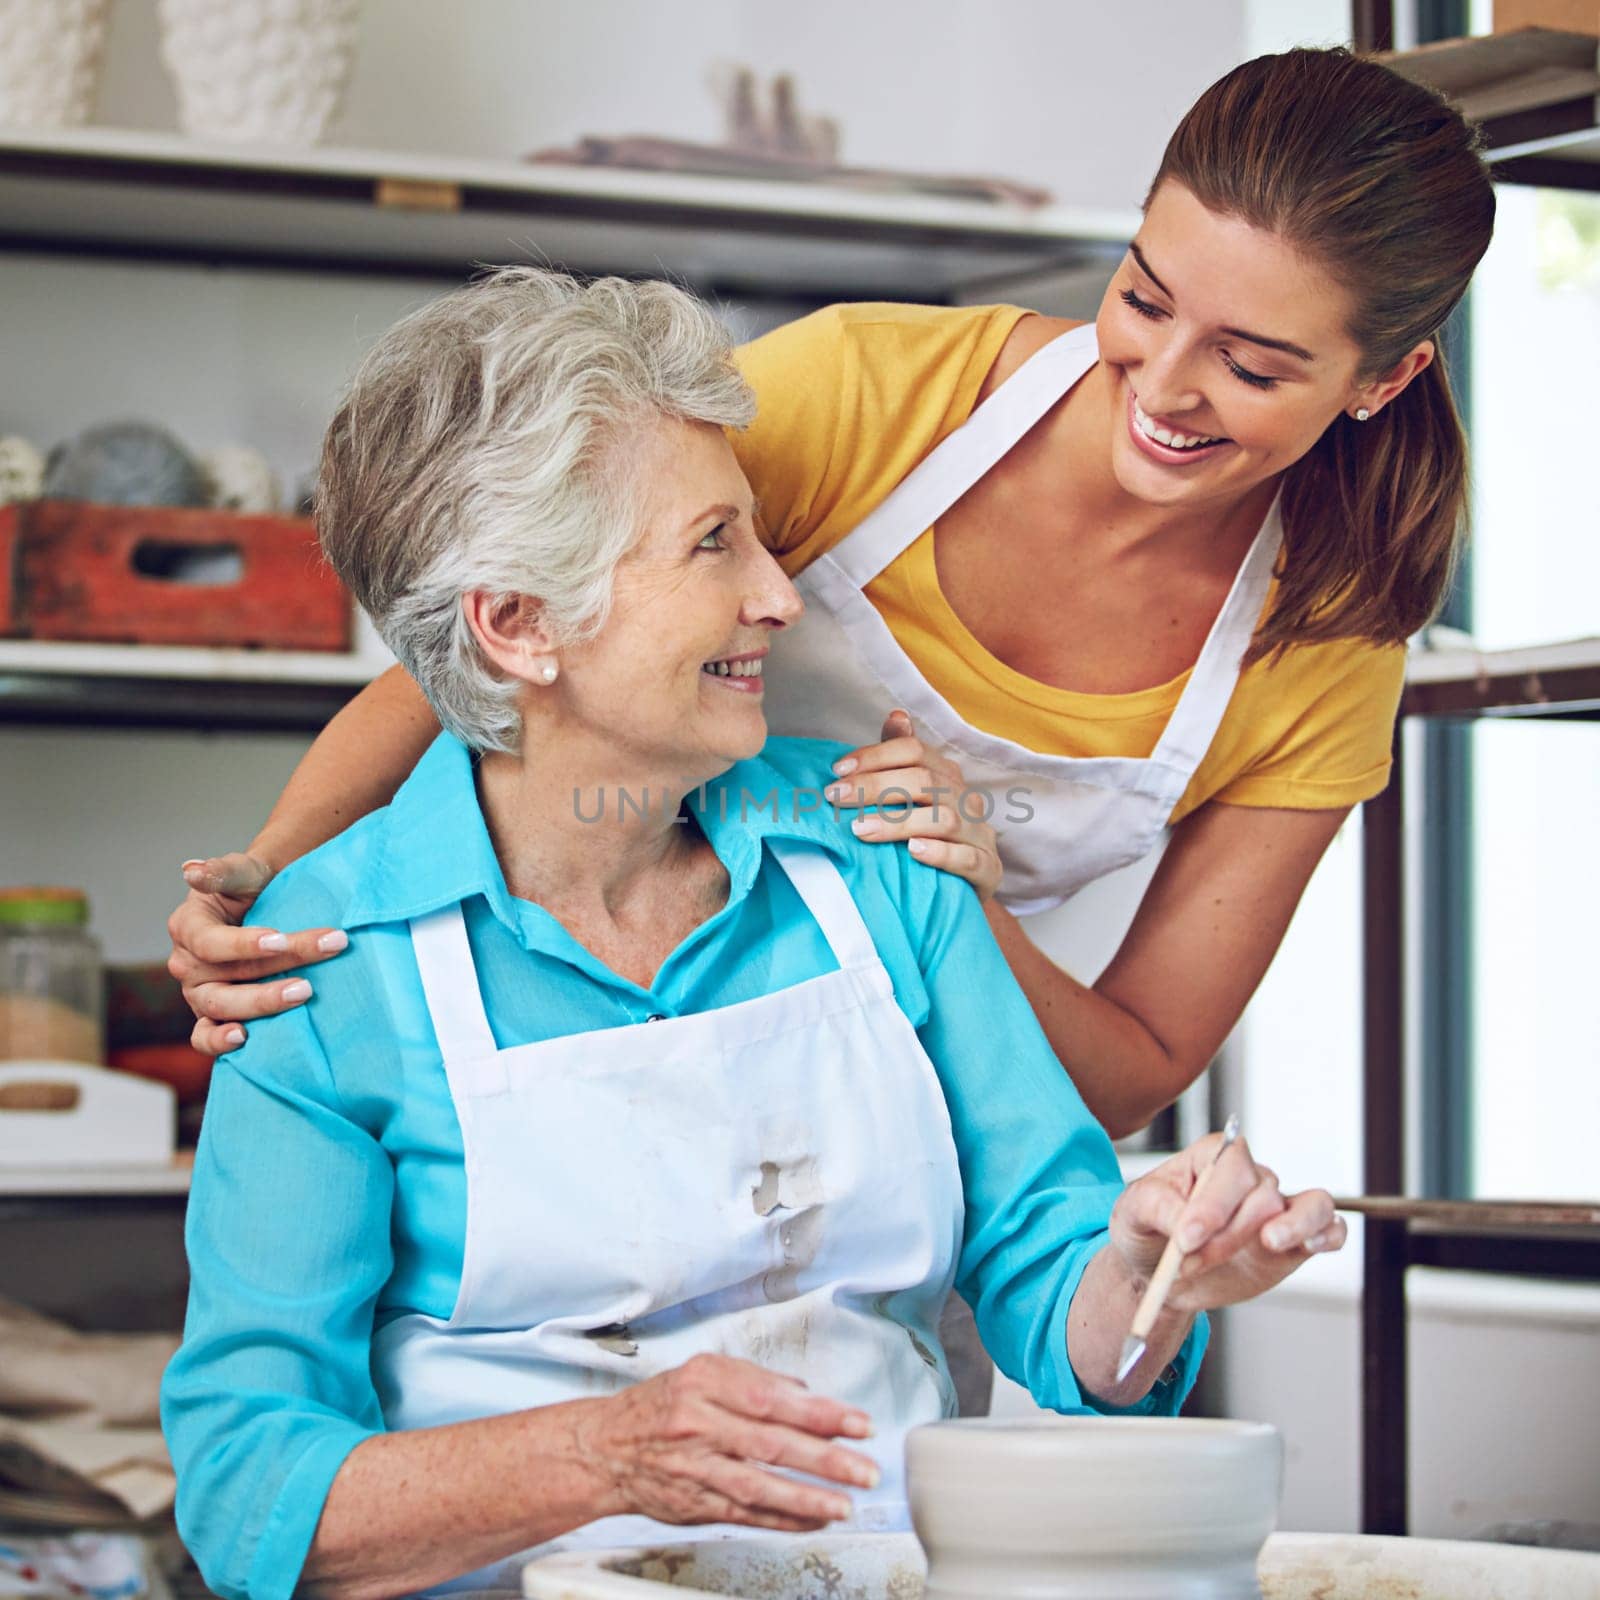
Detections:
1116,1113,1240,1384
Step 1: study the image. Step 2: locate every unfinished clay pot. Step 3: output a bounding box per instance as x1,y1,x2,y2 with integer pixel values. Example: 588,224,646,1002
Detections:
907,1417,1283,1600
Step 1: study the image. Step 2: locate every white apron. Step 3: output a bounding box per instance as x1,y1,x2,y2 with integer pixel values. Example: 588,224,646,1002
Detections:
373,839,963,1593
762,321,1283,930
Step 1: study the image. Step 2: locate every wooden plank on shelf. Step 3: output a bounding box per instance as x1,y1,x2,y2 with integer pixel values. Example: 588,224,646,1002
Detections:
1336,1195,1600,1229
0,1150,192,1197
1480,96,1600,162
0,638,385,683
1381,29,1600,119
0,638,385,730
1402,662,1600,718
1378,30,1600,164
0,669,363,732
1404,638,1600,716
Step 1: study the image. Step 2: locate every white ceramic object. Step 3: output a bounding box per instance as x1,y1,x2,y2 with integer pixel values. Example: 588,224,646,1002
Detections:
0,0,109,130
521,1531,1600,1600
907,1417,1283,1600
0,1061,176,1169
157,0,359,146
0,435,45,503
199,445,282,513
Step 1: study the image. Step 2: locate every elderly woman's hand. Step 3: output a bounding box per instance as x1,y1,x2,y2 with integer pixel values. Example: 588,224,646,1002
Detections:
167,853,347,1057
823,710,1003,901
574,1355,879,1533
1110,1131,1346,1312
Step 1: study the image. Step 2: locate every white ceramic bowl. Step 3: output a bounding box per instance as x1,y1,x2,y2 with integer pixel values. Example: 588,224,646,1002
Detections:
907,1416,1284,1600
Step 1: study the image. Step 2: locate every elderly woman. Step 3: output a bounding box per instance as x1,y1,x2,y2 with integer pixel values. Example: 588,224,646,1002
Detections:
160,269,1342,1600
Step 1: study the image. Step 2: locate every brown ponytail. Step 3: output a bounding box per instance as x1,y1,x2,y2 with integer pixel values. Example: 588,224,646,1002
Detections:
1150,48,1495,658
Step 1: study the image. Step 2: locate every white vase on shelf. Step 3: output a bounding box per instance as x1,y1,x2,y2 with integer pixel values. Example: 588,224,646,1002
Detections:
157,0,360,147
0,0,111,130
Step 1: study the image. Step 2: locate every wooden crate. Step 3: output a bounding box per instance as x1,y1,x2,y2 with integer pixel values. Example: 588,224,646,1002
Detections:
1,499,351,651
0,506,16,637
1495,2,1599,34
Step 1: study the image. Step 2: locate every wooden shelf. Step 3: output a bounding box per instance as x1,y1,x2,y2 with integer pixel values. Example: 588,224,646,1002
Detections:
0,125,1137,296
1337,1197,1600,1279
0,1152,192,1197
0,640,386,731
1361,631,1600,1534
1381,29,1600,189
0,1152,193,1220
1336,1195,1600,1228
1403,636,1600,718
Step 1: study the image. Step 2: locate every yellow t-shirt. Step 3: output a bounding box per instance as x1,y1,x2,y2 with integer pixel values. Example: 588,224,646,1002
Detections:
731,301,1403,821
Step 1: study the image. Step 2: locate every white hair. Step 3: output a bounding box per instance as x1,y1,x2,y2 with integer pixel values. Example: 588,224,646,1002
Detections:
316,267,756,752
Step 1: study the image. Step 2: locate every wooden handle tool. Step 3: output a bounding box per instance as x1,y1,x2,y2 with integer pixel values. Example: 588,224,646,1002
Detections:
1116,1114,1241,1384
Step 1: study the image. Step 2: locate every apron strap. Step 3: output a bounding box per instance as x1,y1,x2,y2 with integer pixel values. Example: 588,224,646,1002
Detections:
1149,496,1284,776
768,839,882,974
410,904,498,1061
826,323,1100,589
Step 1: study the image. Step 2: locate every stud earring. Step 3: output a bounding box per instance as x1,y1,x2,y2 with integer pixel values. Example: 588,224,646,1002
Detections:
1355,407,1371,422
539,662,558,684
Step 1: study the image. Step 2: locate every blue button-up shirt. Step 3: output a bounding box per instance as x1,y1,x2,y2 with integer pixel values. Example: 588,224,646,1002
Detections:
161,733,1204,1600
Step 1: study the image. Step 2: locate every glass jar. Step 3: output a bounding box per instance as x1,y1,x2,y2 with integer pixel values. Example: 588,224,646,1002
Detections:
0,888,104,1064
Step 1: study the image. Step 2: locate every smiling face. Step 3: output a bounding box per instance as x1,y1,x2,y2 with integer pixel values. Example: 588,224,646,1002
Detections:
555,415,802,783
1095,181,1379,514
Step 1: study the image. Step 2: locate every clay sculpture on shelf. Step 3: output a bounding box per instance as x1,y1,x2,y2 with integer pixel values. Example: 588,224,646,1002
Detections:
41,421,209,508
199,445,283,513
0,437,44,504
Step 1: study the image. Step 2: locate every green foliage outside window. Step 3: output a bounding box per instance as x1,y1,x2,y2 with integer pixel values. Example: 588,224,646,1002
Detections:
1538,192,1600,292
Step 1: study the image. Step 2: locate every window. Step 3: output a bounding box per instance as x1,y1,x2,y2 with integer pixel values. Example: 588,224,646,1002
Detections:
1461,186,1600,1199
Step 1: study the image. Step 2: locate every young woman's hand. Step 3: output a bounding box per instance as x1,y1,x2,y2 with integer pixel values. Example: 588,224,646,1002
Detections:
1111,1130,1346,1313
823,710,1003,901
572,1354,878,1533
166,853,346,1057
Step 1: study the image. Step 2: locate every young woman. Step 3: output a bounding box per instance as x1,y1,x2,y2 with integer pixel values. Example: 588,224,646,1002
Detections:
167,46,1494,1140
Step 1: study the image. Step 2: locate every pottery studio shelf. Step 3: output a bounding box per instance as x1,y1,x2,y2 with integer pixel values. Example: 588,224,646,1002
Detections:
0,640,386,732
0,1150,193,1221
1380,26,1600,191
0,125,1137,298
1357,636,1600,1537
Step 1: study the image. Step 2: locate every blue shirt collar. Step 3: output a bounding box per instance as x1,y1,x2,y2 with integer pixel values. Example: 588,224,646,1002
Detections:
343,734,849,934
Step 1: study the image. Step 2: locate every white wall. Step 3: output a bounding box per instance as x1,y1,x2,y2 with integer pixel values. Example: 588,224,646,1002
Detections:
0,726,314,962
1243,0,1352,56
1214,1275,1600,1536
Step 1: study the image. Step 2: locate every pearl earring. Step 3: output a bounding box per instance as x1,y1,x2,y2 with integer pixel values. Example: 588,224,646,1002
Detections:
539,663,558,684
1355,407,1371,422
